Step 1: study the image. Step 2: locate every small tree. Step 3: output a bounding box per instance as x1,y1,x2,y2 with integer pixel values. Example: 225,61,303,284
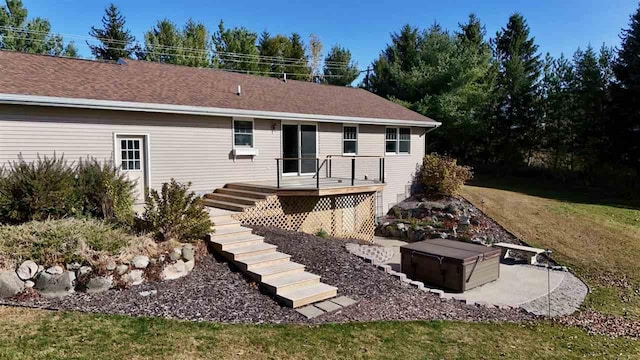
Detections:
143,179,211,242
420,154,473,196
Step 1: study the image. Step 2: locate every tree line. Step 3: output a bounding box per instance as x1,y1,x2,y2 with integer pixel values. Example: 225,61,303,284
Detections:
368,9,640,189
0,1,360,85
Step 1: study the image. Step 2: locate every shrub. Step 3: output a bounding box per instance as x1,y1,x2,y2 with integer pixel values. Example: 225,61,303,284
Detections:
75,158,135,226
143,179,211,242
420,154,473,196
0,154,77,224
0,218,156,267
315,228,329,238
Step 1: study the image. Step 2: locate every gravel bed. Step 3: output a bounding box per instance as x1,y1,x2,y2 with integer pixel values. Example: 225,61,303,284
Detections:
520,271,588,317
2,228,534,324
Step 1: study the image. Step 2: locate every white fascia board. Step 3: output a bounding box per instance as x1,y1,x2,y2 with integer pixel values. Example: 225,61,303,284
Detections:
0,93,441,128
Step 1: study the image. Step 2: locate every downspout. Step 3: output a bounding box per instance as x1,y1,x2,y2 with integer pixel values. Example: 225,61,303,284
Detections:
424,125,440,155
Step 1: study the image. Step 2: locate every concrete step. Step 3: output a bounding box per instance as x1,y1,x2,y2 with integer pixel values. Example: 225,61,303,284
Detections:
237,251,291,271
277,283,338,308
203,199,249,212
223,242,277,260
262,271,321,295
225,183,277,194
248,261,305,282
209,226,253,240
209,233,264,252
205,193,258,206
211,217,241,231
216,187,271,199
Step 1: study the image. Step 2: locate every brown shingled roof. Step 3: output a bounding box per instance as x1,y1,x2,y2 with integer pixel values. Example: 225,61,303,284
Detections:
0,51,437,124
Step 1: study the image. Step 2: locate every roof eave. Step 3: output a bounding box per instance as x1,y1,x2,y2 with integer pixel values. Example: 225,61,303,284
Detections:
0,93,441,127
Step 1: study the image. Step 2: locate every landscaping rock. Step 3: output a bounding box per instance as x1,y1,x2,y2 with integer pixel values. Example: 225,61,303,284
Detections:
169,249,181,261
139,290,157,297
46,266,64,275
78,266,92,276
184,260,195,273
123,270,144,286
131,256,150,269
66,262,81,271
86,276,113,294
182,246,195,261
105,260,117,271
0,271,24,298
116,264,129,275
16,260,39,281
24,280,35,289
162,260,187,280
35,271,75,297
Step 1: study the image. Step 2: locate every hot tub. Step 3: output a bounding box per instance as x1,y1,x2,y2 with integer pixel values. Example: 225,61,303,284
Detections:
400,239,501,292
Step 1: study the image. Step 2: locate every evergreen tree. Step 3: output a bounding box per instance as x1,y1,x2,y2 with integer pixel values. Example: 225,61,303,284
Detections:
612,3,640,176
88,3,136,60
139,19,182,64
489,13,542,166
63,41,79,57
322,45,359,86
0,0,65,55
213,20,259,72
181,19,210,67
284,33,309,80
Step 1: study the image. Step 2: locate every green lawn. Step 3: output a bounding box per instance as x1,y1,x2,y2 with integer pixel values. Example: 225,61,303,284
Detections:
461,177,640,318
0,307,637,359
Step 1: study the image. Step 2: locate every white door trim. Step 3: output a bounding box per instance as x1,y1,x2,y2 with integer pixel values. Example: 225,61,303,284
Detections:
112,132,151,198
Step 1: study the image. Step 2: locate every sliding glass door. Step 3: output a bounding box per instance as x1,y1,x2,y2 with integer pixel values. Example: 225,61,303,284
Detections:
282,123,317,175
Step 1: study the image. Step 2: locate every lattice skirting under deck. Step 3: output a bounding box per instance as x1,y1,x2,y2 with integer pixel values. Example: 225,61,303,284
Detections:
231,192,377,242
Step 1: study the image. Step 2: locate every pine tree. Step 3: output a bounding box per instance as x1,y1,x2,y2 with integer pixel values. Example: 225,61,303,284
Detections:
284,33,309,80
139,19,182,64
88,3,136,60
323,45,358,86
612,3,640,176
490,13,542,166
181,19,210,67
0,0,64,55
213,20,259,72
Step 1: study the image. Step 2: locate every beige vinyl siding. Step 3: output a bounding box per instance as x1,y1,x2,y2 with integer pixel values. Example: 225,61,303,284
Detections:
0,105,426,212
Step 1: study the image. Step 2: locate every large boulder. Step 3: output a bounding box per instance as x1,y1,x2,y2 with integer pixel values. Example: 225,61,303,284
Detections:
86,276,113,294
16,260,39,281
162,260,187,280
131,256,150,269
0,271,25,298
35,271,75,298
182,245,195,261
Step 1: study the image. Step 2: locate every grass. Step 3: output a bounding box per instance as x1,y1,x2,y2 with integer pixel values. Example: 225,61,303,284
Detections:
461,177,640,319
0,306,637,359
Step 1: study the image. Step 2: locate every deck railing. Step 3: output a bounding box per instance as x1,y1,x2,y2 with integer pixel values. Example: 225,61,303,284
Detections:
274,155,385,189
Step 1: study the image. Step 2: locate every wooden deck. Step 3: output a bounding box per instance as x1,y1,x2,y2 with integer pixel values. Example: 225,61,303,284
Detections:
230,177,385,196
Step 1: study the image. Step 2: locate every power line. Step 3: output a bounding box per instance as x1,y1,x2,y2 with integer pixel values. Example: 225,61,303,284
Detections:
0,26,355,67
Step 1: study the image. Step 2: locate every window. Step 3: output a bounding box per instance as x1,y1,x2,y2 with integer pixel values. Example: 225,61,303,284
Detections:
385,127,411,154
120,139,141,170
233,119,253,147
343,126,358,155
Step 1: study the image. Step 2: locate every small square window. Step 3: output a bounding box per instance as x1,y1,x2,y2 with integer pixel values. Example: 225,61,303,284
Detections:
343,126,358,155
234,120,254,148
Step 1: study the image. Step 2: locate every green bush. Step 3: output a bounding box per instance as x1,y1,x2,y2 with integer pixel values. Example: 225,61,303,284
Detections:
0,218,151,266
0,154,77,224
420,154,473,196
143,179,211,242
75,158,135,226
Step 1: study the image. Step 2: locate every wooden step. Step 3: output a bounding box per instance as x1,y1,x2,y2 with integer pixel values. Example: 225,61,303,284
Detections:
209,226,252,240
203,199,249,212
205,193,258,206
225,183,277,194
277,283,338,308
211,217,241,231
223,242,277,260
237,252,291,271
209,233,264,252
248,261,305,282
262,272,321,294
216,188,271,199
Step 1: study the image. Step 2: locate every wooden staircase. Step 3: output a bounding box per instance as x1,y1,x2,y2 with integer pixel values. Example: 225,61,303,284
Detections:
202,183,275,212
205,191,338,308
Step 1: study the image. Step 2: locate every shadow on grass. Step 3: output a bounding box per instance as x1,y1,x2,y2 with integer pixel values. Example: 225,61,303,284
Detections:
467,175,640,211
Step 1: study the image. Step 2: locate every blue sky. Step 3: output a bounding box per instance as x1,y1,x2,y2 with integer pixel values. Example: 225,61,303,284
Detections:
23,0,638,70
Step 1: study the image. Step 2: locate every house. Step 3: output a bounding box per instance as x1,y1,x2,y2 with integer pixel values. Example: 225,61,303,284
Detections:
0,51,440,241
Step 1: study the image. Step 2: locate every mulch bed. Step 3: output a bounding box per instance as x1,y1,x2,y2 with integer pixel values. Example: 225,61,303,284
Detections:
0,226,534,324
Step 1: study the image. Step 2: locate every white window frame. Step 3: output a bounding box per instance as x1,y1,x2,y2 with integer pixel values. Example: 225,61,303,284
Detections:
232,117,254,149
385,127,411,155
342,124,358,156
